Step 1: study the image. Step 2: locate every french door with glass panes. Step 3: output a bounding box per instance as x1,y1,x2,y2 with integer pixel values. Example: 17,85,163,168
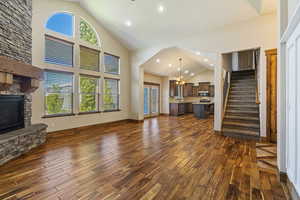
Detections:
144,84,159,117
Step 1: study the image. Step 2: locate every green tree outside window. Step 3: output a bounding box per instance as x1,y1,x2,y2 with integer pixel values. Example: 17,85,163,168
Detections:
46,84,64,114
80,19,98,45
80,76,97,112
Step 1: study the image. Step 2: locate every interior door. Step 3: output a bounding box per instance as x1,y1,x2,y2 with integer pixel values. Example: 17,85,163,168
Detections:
144,83,160,117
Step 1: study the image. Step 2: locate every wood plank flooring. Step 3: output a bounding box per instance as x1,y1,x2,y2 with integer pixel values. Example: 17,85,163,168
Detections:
0,115,286,200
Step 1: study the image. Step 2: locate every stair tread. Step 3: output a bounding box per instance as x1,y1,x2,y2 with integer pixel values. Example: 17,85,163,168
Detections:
222,128,259,136
223,121,260,128
226,110,259,114
225,115,259,121
228,104,258,108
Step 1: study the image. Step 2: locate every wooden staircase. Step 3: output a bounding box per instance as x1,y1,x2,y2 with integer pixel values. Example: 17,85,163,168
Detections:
222,70,260,140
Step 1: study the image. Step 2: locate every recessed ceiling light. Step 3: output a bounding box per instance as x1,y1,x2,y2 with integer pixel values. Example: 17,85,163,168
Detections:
196,51,201,55
156,58,160,63
184,70,189,74
177,68,180,71
190,73,195,76
204,58,209,62
169,64,172,67
158,5,165,13
210,63,214,67
125,20,132,27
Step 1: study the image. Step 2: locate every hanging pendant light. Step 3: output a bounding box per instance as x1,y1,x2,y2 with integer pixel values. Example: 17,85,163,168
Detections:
176,58,185,85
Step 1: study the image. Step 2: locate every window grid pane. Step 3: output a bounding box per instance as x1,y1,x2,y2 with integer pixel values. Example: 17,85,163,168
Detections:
104,53,120,75
79,75,99,113
45,36,74,67
80,46,100,71
80,19,98,46
44,71,73,115
46,13,74,37
103,79,119,111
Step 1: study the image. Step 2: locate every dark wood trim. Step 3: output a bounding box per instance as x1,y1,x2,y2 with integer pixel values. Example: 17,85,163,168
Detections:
144,82,160,86
128,119,145,123
266,48,278,143
214,130,222,135
47,119,132,134
78,111,101,115
103,109,121,113
42,113,76,119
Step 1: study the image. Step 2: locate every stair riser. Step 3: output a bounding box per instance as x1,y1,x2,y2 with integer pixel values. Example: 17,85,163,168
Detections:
227,108,259,112
223,124,260,131
231,76,255,80
228,102,257,105
225,112,259,118
223,132,260,141
231,88,256,92
224,118,260,124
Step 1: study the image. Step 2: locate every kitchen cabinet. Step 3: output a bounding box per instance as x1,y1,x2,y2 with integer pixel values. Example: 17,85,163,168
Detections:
170,103,185,116
169,80,177,97
183,83,193,97
209,85,215,97
186,103,193,113
198,82,210,91
192,86,199,97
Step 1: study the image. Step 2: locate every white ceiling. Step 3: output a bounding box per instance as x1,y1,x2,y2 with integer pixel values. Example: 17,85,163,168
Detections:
143,47,214,79
72,0,276,50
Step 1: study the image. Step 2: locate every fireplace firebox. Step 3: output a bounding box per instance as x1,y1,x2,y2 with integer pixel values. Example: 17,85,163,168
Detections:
0,95,25,134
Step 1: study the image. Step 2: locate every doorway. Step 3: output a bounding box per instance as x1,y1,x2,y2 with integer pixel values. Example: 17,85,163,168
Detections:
266,49,277,143
144,83,160,117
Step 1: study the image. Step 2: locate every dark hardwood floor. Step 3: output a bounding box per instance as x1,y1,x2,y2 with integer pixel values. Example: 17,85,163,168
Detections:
0,115,286,200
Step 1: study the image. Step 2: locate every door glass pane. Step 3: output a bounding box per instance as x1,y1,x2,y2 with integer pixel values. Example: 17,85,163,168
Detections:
151,87,159,114
144,87,149,115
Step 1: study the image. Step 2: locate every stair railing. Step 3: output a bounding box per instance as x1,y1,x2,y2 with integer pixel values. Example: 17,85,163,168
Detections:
222,71,231,120
254,50,260,105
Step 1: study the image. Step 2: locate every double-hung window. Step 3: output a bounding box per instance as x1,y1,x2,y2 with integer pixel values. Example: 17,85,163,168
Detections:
104,53,120,75
45,35,74,67
103,78,120,111
79,75,99,113
44,71,73,116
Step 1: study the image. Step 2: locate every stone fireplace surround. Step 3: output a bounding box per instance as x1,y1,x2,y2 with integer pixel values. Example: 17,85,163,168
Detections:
0,56,47,166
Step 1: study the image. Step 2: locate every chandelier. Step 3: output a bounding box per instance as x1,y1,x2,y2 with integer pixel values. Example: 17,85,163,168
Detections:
176,58,185,85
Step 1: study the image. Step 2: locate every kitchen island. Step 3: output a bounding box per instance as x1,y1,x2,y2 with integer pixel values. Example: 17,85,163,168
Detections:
193,102,214,119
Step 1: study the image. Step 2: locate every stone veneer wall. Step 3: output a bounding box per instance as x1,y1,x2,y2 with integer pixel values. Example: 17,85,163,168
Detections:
0,0,32,64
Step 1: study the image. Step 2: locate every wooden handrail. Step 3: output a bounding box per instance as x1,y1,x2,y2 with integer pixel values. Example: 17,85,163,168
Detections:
254,50,260,105
222,71,231,120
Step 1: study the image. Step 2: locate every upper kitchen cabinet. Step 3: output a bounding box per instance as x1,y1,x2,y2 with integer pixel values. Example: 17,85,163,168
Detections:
183,83,193,97
192,86,199,97
198,82,210,91
209,85,215,97
169,80,177,97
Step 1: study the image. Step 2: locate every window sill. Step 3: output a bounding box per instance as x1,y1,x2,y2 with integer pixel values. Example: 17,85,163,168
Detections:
78,111,101,115
42,113,75,119
103,109,121,113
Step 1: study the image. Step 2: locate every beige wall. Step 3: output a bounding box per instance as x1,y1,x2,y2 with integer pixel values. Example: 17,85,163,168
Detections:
187,70,214,84
31,0,131,132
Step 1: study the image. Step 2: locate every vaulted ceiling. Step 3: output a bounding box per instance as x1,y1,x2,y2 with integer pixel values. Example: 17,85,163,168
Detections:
68,0,276,50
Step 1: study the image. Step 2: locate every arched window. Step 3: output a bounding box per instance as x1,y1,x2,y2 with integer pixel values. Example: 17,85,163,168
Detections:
46,13,74,37
80,19,99,46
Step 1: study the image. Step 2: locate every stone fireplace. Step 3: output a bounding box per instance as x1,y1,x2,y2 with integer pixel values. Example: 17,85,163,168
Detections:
0,57,47,166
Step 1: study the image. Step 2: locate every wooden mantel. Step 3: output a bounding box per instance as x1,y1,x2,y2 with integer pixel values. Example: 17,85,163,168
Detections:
0,56,44,93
